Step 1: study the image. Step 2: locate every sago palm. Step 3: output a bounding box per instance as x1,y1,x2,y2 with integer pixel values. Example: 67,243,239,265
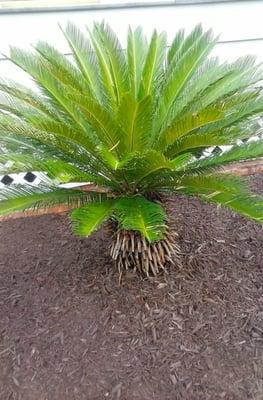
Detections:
1,22,263,276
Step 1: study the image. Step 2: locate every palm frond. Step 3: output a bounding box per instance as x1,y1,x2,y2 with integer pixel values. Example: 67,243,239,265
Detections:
167,28,185,65
71,199,116,236
114,196,166,242
92,22,128,105
0,153,93,183
157,105,224,152
116,150,172,189
167,119,260,157
127,26,148,99
34,41,89,93
88,24,117,107
174,174,263,223
154,27,216,135
9,47,97,137
60,22,101,100
0,79,57,117
0,185,105,216
117,93,153,153
170,56,262,121
0,119,117,185
66,91,124,156
138,29,167,99
187,139,263,172
197,96,263,136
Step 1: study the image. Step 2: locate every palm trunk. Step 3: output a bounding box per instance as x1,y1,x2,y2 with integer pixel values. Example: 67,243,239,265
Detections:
109,195,181,276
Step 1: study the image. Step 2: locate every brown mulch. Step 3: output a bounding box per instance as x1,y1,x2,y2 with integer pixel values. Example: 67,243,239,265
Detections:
1,176,263,400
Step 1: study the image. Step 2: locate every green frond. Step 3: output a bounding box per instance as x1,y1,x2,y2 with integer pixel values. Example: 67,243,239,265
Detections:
127,26,148,99
0,185,104,216
0,114,92,164
0,132,79,165
188,139,263,172
71,195,166,242
26,112,97,153
0,153,93,183
167,119,260,157
67,91,124,156
71,199,116,236
175,174,263,223
154,27,216,134
60,22,101,100
167,132,230,157
0,79,57,118
0,119,117,184
88,24,117,107
163,56,262,133
9,47,97,136
117,93,153,153
170,153,194,170
157,105,224,152
167,28,184,65
197,96,263,136
176,174,248,193
181,58,263,120
97,145,119,170
116,150,173,188
92,22,128,105
138,29,167,99
34,41,89,93
114,196,166,242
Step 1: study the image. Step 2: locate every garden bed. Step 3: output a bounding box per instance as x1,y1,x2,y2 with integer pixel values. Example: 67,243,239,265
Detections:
1,175,263,400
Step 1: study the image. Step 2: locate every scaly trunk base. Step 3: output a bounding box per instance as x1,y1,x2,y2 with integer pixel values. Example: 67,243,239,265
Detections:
109,227,181,277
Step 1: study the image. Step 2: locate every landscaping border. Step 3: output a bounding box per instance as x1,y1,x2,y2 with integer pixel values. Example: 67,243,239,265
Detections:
1,159,263,222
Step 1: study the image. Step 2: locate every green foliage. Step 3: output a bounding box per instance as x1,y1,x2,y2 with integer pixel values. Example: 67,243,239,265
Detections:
1,23,263,241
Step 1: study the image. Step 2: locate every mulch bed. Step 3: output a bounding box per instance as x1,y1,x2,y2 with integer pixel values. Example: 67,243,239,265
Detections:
1,175,263,400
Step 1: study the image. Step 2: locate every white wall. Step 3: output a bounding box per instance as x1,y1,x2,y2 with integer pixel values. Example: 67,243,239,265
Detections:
1,1,262,184
0,1,262,84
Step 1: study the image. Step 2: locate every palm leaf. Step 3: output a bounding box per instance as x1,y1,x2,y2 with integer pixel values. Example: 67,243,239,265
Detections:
92,22,128,105
114,196,165,242
67,91,124,156
34,41,89,93
127,26,148,99
174,174,263,223
170,56,262,121
157,105,224,152
9,47,95,135
0,185,104,216
138,29,167,100
60,22,101,100
88,24,116,107
167,28,185,65
187,139,263,172
0,79,57,118
116,150,172,188
167,119,260,157
0,153,94,183
154,27,216,135
117,93,153,153
71,199,116,236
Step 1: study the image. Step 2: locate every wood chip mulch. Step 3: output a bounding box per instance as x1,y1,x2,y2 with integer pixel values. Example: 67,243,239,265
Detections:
1,175,263,400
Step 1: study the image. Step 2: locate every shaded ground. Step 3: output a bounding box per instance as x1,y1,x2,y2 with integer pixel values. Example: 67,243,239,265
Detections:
1,175,263,400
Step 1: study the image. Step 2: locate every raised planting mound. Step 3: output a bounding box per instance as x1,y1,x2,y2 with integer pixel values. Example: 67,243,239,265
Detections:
1,174,263,400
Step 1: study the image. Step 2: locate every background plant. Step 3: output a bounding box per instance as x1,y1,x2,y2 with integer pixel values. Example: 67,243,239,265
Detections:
1,22,263,275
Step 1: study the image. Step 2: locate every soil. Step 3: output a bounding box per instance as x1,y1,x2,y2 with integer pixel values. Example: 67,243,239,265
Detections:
1,175,263,400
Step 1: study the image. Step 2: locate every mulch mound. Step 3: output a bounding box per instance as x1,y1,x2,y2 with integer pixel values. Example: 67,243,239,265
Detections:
1,175,263,400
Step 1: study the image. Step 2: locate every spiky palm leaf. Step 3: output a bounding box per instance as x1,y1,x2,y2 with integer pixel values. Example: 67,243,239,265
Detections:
1,23,263,275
